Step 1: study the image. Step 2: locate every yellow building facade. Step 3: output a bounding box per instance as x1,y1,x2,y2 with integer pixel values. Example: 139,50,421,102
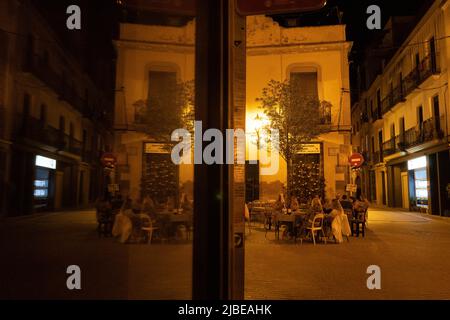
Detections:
352,0,450,216
114,16,352,203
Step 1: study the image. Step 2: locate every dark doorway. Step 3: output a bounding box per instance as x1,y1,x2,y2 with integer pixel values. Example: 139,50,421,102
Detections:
432,95,441,134
381,171,387,205
79,171,84,205
429,37,437,73
245,161,259,203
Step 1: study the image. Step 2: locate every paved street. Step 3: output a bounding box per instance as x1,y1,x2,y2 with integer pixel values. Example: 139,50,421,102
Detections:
246,209,450,299
1,209,450,299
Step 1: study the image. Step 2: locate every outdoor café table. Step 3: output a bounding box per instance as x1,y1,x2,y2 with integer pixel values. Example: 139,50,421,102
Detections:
156,210,191,239
274,210,308,240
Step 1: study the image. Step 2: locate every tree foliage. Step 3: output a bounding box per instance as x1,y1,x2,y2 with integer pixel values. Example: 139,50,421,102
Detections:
257,79,331,162
133,80,195,144
257,79,332,201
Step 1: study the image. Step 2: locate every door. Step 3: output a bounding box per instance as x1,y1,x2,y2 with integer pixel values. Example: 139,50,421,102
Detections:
378,130,383,162
401,172,409,209
381,171,387,205
79,171,84,205
245,161,259,203
429,37,437,72
433,95,440,134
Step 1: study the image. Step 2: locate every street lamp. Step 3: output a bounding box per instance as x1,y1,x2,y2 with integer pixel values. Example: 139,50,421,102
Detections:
253,113,262,153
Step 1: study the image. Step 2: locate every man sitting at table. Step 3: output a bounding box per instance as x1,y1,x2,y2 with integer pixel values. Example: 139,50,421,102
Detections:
339,194,353,211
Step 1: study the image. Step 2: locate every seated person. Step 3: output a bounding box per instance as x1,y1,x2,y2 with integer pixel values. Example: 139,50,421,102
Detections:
353,195,370,222
339,194,354,210
297,196,323,238
166,196,176,211
180,193,193,213
112,200,133,243
289,195,300,212
322,198,333,214
141,195,156,220
95,198,113,235
273,193,286,212
326,199,351,243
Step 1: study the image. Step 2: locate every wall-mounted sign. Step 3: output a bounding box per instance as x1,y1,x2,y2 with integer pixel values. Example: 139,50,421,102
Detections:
346,184,357,193
348,153,364,168
298,143,321,154
144,143,170,154
35,155,56,169
101,153,117,168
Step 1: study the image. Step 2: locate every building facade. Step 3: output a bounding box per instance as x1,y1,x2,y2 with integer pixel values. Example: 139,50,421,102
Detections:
246,16,353,201
0,0,112,216
114,15,352,204
352,0,450,216
113,19,196,202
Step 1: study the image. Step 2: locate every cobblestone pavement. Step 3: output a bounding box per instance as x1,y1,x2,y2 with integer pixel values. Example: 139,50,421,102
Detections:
1,209,450,299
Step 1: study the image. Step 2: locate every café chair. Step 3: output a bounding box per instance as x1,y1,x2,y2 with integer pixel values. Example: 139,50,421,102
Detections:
351,210,366,237
301,213,327,245
142,218,159,244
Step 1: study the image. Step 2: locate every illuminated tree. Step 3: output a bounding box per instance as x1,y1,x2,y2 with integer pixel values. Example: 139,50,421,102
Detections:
132,80,194,203
257,79,331,203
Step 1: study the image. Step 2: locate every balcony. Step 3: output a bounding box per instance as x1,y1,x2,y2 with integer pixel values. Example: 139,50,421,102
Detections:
382,137,399,157
402,116,445,149
61,134,83,156
23,54,62,96
381,85,405,115
15,115,83,156
371,108,382,123
381,53,440,115
23,54,89,116
373,150,383,164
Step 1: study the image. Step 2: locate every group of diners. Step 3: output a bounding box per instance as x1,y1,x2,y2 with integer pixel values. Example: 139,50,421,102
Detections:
95,193,193,243
251,192,370,243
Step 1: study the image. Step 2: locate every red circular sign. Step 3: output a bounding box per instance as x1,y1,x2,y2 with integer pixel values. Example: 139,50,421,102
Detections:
349,153,365,168
101,153,117,168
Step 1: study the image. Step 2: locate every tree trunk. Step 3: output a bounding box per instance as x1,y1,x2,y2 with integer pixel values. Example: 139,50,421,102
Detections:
286,157,293,206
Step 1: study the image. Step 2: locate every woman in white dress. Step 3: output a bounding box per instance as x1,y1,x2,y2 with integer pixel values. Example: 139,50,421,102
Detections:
328,199,351,243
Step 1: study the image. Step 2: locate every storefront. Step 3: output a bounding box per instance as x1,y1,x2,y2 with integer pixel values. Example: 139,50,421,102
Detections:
407,156,429,211
34,155,56,211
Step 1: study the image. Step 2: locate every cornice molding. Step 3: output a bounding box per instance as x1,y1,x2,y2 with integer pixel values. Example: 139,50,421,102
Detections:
115,39,195,54
247,42,351,56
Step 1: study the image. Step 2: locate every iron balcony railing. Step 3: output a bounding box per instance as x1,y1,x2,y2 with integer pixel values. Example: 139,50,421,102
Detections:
400,116,445,149
23,54,89,117
381,85,404,115
370,150,382,164
380,53,440,115
382,136,399,156
15,114,83,156
371,108,383,123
